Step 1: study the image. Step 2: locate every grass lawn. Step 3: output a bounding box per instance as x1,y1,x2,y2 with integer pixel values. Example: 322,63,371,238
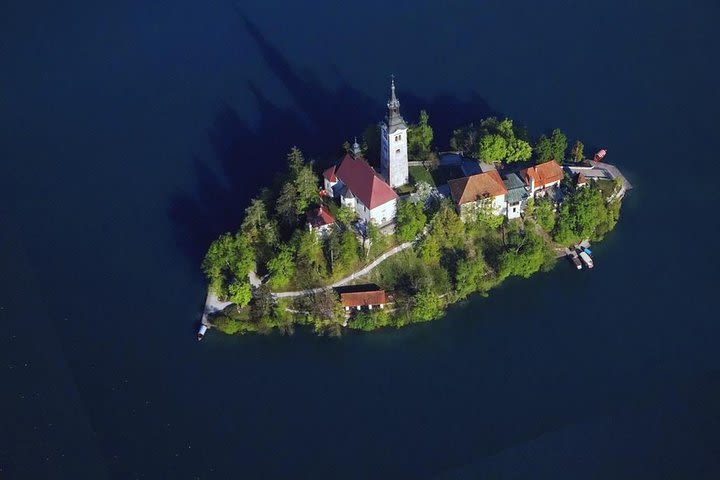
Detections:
409,165,435,187
595,179,617,199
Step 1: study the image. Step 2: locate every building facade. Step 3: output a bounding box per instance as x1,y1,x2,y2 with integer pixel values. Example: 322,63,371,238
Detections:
380,78,409,188
323,147,398,226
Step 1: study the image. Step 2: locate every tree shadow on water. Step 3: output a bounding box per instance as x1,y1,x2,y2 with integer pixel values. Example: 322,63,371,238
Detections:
168,14,499,268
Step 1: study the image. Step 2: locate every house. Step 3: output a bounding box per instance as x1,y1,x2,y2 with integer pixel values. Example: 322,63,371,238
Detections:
575,172,587,189
502,173,529,219
448,170,508,221
306,205,335,236
520,160,564,196
336,285,388,312
323,148,398,227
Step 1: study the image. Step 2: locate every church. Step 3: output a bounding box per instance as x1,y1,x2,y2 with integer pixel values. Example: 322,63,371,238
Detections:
322,78,409,227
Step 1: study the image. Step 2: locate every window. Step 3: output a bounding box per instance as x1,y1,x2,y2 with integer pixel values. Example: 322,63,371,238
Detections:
395,149,400,154
395,134,401,141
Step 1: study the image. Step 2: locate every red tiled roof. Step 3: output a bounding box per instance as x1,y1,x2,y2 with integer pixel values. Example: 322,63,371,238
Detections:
448,170,507,206
334,153,398,209
340,289,387,308
306,205,335,228
323,165,337,182
521,160,563,188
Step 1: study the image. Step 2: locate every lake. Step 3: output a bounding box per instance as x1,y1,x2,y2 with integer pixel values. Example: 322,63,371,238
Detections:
2,0,719,478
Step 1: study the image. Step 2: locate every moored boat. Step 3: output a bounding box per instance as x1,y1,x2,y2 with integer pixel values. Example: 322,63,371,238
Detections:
197,324,208,341
578,251,594,269
568,251,582,270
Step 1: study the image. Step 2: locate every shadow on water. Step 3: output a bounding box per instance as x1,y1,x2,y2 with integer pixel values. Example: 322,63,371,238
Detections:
168,14,497,266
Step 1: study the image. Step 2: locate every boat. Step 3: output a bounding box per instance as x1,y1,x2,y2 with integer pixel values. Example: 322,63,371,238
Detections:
578,251,594,269
197,324,208,341
568,251,582,270
583,247,592,256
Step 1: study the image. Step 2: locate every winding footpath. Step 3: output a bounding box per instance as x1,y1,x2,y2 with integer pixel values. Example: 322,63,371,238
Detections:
201,240,414,325
273,241,413,298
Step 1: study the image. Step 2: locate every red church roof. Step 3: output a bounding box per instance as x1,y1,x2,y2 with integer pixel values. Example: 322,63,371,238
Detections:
323,165,337,182
334,153,398,209
307,205,335,228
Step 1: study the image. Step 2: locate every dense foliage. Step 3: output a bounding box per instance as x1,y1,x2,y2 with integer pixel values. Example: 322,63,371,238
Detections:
396,201,427,241
553,184,622,244
535,128,567,164
203,116,626,337
450,117,531,163
407,110,434,162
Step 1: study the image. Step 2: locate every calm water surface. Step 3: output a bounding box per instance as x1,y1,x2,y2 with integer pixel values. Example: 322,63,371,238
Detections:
2,1,719,478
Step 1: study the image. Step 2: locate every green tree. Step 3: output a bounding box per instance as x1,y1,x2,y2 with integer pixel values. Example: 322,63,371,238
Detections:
241,198,279,262
455,255,487,298
534,135,553,162
275,147,320,229
228,280,252,309
202,233,255,299
337,230,360,273
429,204,464,249
550,129,568,164
505,138,532,162
418,233,441,264
250,284,274,322
477,134,507,162
411,287,444,322
472,198,505,230
305,290,346,336
498,229,550,279
267,244,296,289
294,229,327,283
335,205,357,226
571,140,584,163
350,309,391,331
534,197,556,232
407,110,434,161
449,123,479,154
365,222,387,259
396,201,427,241
275,182,299,228
553,186,607,244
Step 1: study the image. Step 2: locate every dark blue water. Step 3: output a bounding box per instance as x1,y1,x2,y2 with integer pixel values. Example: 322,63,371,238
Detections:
2,1,720,478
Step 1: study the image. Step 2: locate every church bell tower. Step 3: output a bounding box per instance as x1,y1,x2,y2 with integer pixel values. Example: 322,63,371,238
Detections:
380,76,409,188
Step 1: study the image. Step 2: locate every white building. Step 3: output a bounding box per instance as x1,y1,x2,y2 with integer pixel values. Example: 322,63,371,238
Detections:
380,77,409,188
323,145,398,226
447,170,508,221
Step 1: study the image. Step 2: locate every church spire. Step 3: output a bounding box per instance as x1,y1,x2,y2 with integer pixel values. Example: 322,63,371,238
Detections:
351,136,361,157
388,74,400,111
385,75,407,134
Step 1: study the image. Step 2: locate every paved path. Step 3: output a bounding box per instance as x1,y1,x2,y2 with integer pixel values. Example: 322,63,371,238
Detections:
199,290,233,328
273,241,413,298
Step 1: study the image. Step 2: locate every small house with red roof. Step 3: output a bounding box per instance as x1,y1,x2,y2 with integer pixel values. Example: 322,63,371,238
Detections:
323,145,398,227
448,170,508,220
306,205,335,236
335,284,388,312
520,160,564,196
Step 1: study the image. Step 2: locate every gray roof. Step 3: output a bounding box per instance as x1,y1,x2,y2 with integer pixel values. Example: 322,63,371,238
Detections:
504,173,529,204
384,78,407,134
503,173,526,190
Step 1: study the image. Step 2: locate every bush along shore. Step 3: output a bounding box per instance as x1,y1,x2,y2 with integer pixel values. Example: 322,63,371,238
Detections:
201,114,628,336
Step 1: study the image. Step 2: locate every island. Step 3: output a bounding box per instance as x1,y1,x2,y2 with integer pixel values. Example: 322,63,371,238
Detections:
199,78,630,337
